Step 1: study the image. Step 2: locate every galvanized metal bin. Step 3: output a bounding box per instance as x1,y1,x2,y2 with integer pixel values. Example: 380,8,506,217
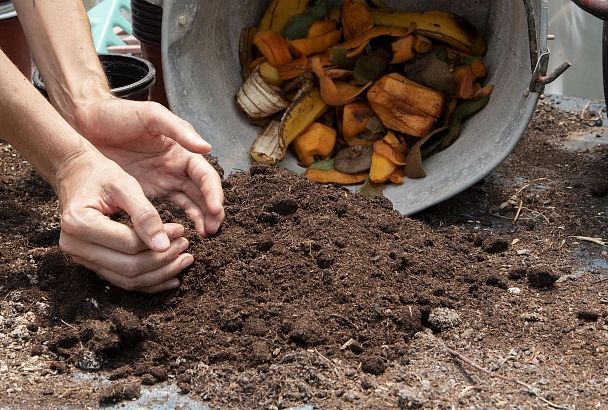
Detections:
158,0,553,215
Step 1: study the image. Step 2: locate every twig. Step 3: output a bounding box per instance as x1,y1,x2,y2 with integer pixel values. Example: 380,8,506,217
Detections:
314,348,342,378
60,319,78,331
513,200,523,223
458,385,484,398
522,206,551,223
569,236,606,246
445,347,569,410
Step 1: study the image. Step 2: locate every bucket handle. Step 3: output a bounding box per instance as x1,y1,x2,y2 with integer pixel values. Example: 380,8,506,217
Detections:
525,0,572,93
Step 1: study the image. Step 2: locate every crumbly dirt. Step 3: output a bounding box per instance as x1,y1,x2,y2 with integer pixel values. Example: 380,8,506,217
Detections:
1,99,607,409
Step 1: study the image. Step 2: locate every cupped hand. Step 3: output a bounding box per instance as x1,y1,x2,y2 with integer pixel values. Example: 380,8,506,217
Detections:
74,98,224,236
55,146,193,293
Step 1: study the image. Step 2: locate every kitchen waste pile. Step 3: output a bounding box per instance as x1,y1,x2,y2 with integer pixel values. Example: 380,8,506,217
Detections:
237,0,492,186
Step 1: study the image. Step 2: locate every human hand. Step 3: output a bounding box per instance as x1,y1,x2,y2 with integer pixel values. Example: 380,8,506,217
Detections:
55,146,193,293
74,98,224,236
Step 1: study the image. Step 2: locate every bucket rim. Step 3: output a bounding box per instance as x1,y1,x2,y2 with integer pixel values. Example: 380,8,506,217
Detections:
33,53,156,99
97,53,157,96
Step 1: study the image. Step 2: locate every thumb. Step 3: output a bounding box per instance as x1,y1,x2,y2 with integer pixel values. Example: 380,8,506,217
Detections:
144,102,212,154
110,177,170,252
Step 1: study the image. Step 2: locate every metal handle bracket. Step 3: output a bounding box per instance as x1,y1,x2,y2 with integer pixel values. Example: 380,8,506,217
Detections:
526,0,571,93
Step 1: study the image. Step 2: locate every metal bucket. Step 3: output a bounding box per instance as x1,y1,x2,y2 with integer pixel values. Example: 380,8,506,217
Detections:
157,0,556,215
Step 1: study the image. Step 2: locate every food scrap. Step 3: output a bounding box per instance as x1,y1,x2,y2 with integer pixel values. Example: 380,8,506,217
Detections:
237,0,493,186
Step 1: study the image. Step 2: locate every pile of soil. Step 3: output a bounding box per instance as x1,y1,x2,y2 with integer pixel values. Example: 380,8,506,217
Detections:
1,99,607,409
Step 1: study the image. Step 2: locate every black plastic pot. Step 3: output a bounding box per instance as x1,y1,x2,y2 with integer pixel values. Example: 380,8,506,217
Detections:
131,0,167,106
131,0,162,46
33,54,156,101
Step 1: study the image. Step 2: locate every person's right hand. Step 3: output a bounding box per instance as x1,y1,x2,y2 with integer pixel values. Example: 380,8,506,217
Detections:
54,145,193,293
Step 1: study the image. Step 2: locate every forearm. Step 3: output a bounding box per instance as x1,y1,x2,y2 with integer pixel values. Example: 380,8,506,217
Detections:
12,0,111,128
0,49,90,189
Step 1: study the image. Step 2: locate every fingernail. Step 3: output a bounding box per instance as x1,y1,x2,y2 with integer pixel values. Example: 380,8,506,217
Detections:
168,279,180,289
151,233,170,250
206,219,221,234
180,254,194,269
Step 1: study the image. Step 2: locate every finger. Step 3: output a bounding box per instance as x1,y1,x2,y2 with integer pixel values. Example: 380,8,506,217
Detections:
186,156,225,234
108,178,170,252
61,204,185,255
138,279,182,294
67,236,189,278
73,252,193,292
167,192,206,234
75,254,181,294
143,102,212,154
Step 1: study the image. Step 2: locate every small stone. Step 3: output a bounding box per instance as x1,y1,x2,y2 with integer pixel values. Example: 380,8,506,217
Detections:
41,388,54,396
99,381,141,404
427,308,461,332
508,287,522,295
577,310,600,322
77,350,101,371
521,312,542,322
343,391,358,402
344,368,357,378
461,328,474,339
398,388,424,409
360,378,376,390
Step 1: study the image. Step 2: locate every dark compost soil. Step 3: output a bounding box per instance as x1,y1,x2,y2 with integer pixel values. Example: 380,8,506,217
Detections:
1,99,607,409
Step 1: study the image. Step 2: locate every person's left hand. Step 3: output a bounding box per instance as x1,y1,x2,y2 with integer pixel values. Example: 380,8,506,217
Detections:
73,97,224,236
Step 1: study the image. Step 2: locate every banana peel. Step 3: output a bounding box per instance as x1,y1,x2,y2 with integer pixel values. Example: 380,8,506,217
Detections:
251,120,286,165
280,87,329,146
259,0,310,33
236,70,290,118
370,10,487,56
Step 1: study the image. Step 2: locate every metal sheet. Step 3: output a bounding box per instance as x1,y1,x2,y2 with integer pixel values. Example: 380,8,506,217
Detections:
160,0,541,215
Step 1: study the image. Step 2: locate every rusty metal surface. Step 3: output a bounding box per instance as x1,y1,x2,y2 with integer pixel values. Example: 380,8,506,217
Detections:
160,0,543,216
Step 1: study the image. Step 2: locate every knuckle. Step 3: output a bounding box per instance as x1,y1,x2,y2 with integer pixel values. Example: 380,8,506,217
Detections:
144,102,165,128
136,207,158,224
119,261,140,278
119,235,140,255
60,209,82,236
58,235,72,254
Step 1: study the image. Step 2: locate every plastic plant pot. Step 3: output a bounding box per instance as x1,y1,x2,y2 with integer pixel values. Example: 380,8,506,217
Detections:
33,53,155,101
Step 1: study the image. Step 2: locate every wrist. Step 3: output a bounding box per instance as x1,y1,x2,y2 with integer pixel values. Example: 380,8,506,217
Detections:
51,137,96,190
67,90,115,136
57,82,113,132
